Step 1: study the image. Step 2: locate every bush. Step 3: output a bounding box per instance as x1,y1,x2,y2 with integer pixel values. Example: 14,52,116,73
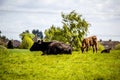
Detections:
0,41,6,46
20,36,34,49
115,44,120,50
0,45,8,54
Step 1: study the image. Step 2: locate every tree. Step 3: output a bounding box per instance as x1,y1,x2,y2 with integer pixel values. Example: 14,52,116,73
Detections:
44,25,66,42
61,11,89,50
19,30,34,49
20,30,35,40
0,45,8,54
44,11,90,50
7,40,13,49
0,31,9,46
20,36,33,49
32,29,43,39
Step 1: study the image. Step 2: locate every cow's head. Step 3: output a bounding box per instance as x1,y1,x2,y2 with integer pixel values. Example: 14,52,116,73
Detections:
81,46,84,53
30,40,51,52
81,41,86,53
30,40,43,51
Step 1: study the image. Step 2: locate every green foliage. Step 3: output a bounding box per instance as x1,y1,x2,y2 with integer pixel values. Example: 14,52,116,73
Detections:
20,30,35,40
44,25,66,42
115,44,120,50
19,30,34,49
0,49,120,80
20,36,33,49
45,11,90,50
0,31,9,46
0,40,5,46
0,45,8,54
32,29,43,39
98,43,105,51
61,11,89,40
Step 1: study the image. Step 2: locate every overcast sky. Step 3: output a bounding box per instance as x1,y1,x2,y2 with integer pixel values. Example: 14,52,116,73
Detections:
0,0,120,41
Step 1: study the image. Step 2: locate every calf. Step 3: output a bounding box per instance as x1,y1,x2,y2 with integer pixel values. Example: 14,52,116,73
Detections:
101,48,111,53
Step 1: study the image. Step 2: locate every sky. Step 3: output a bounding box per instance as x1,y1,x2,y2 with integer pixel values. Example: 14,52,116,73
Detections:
0,0,120,41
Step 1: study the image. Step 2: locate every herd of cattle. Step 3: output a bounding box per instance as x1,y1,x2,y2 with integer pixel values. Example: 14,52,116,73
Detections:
30,36,111,55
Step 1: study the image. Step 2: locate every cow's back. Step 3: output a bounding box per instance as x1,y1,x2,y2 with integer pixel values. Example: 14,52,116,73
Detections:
48,41,72,54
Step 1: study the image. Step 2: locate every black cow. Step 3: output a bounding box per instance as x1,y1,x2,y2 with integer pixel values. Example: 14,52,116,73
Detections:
30,40,72,55
101,48,111,53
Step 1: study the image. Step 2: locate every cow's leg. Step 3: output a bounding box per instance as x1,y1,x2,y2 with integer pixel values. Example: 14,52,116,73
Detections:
52,47,58,55
107,50,110,53
82,48,84,53
41,52,46,55
64,49,70,54
81,47,85,53
95,46,98,53
86,46,89,52
67,48,72,54
41,50,48,55
95,43,98,53
69,49,72,54
85,44,89,52
92,45,95,53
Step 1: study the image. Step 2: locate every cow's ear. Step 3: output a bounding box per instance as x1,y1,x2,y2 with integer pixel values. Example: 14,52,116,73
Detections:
41,40,43,42
37,40,41,44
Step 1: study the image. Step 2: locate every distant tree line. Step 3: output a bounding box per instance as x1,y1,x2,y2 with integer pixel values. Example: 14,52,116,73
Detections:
0,30,9,46
1,11,120,51
0,11,90,50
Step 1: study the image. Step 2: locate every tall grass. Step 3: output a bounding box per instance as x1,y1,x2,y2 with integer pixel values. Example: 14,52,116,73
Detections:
0,49,120,80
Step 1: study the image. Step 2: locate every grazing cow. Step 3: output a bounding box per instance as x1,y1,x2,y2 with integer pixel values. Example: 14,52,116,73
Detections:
81,36,98,53
101,48,111,53
30,40,72,55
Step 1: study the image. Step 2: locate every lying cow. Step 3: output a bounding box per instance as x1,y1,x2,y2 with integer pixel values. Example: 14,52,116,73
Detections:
101,48,111,53
30,40,72,55
81,36,98,53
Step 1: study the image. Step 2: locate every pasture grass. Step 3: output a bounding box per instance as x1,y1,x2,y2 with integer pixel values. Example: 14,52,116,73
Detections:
0,49,120,80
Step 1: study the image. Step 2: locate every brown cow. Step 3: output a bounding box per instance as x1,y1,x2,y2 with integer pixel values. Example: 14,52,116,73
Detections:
81,36,98,53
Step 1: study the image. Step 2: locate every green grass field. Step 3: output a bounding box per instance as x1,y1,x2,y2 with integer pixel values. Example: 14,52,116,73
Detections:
0,49,120,80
